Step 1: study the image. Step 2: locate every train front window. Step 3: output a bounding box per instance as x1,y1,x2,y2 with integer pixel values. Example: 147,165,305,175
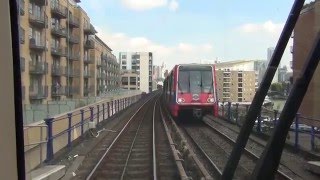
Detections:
178,67,213,94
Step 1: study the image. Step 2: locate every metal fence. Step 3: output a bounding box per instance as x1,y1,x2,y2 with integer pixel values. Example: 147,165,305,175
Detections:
218,102,320,151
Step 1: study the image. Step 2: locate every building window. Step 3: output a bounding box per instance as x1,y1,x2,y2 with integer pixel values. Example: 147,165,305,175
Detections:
122,55,126,59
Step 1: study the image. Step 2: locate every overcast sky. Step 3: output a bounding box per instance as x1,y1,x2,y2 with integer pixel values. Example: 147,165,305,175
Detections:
78,0,314,70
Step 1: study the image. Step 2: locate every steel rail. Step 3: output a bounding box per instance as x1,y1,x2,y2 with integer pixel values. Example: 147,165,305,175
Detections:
86,93,157,180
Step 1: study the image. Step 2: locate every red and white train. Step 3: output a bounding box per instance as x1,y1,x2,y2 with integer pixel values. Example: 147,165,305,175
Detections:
162,64,219,119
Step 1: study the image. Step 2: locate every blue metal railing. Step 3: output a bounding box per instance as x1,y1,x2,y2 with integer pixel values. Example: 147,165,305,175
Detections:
44,94,141,161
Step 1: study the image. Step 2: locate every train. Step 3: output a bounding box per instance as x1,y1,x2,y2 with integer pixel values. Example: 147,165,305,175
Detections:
162,64,219,120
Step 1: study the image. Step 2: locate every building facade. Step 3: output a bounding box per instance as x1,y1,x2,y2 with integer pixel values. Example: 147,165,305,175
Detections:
119,52,153,93
267,47,279,83
18,0,119,105
292,0,320,125
216,69,256,103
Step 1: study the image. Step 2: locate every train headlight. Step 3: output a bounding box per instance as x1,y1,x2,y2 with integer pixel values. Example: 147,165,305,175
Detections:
178,98,185,103
207,98,214,103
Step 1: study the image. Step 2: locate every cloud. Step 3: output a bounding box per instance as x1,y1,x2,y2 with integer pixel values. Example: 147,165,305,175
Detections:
95,26,214,70
168,0,179,12
238,20,284,34
121,0,168,11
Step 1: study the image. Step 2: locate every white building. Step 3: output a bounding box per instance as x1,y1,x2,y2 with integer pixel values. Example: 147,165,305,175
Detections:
119,52,153,93
267,47,278,83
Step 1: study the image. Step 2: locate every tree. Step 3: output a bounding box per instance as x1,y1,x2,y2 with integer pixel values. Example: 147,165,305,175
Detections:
270,83,283,92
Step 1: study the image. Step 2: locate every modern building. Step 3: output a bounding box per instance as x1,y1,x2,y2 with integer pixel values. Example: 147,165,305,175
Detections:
215,60,266,88
292,0,320,126
18,0,119,105
278,66,288,83
216,69,256,103
267,47,279,83
119,52,153,93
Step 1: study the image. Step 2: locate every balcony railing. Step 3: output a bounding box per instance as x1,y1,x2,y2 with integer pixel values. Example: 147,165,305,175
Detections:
19,27,25,44
29,0,46,6
20,57,25,72
64,67,80,77
68,16,80,28
65,86,80,96
97,61,107,68
84,39,95,49
68,52,80,61
83,85,94,95
20,57,26,72
83,24,97,34
19,0,25,15
51,86,66,96
83,55,94,64
68,34,79,44
29,62,48,75
97,72,106,79
50,3,67,18
83,70,92,78
51,47,67,57
29,12,47,28
29,38,46,51
51,66,65,76
29,86,48,100
51,25,67,38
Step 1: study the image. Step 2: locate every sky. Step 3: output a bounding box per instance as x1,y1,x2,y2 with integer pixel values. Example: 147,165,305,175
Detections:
78,0,314,71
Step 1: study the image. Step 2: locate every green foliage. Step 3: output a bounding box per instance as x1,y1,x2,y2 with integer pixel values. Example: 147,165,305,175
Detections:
270,83,283,92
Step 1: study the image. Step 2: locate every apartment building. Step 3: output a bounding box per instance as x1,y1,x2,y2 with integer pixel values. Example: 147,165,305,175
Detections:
119,52,153,93
292,0,320,125
18,0,119,105
216,69,256,102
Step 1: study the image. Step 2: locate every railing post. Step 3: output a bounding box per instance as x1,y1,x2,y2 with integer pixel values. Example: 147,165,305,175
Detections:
80,109,84,136
235,103,239,125
67,113,72,150
222,102,225,117
107,102,110,118
246,105,249,113
311,126,315,151
45,117,54,162
118,99,120,112
228,102,231,121
257,111,262,133
111,101,113,116
295,113,300,149
97,105,100,124
274,110,278,127
102,103,105,120
90,107,94,122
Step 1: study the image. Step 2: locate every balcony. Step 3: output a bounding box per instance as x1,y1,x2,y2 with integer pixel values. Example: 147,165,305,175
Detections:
29,86,48,100
84,55,94,64
68,52,80,61
68,34,79,44
65,67,80,77
19,27,25,44
83,24,97,34
29,12,47,28
51,66,65,76
97,61,107,68
29,38,46,51
84,39,95,49
84,85,94,95
65,86,79,95
51,46,67,57
83,70,92,78
20,57,25,72
97,72,106,79
50,3,67,18
51,86,66,96
19,0,25,15
68,16,80,28
51,25,67,38
29,62,48,75
29,0,46,6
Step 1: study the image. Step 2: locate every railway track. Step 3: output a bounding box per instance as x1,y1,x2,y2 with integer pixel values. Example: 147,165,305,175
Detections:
79,94,187,180
204,115,319,180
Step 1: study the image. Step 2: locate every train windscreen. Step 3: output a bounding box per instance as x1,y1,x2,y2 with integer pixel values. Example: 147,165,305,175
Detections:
178,66,213,94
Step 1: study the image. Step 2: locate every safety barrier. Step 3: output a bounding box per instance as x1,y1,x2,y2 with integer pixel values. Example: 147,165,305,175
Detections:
24,92,141,172
218,102,320,151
